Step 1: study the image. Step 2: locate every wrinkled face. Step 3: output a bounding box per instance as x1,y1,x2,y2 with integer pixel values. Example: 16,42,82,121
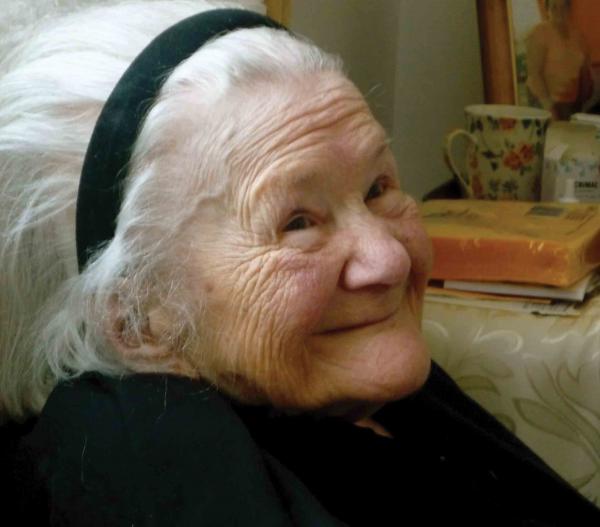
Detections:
186,73,432,418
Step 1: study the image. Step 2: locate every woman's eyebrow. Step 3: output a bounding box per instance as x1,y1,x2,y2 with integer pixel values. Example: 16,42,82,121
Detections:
250,170,319,206
371,138,392,161
250,137,392,203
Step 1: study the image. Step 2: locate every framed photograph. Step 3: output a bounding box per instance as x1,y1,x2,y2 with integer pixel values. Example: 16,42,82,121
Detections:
477,0,600,119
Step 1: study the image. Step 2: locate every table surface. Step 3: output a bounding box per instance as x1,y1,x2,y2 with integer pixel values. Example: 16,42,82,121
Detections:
423,294,600,506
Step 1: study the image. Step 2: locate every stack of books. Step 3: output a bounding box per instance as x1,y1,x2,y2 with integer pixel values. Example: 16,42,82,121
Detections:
421,200,600,315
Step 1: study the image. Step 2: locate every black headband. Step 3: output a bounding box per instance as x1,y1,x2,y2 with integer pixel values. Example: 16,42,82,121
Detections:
75,8,284,270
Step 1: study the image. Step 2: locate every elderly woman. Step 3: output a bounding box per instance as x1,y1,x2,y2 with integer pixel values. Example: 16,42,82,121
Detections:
1,1,599,525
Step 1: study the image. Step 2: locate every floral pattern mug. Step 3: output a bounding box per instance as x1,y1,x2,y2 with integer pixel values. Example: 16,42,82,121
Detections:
445,105,552,200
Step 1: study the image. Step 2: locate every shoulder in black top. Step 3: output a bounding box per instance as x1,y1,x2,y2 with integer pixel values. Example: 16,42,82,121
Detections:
238,362,600,525
11,373,342,526
8,362,600,526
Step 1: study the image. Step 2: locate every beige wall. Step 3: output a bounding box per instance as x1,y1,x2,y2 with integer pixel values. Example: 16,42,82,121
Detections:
290,0,484,200
290,0,399,134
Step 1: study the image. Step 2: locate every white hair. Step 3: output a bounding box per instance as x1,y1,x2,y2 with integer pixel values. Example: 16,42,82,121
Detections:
0,1,343,421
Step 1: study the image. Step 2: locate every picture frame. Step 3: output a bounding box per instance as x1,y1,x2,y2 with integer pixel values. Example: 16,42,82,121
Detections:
476,0,516,104
477,0,600,118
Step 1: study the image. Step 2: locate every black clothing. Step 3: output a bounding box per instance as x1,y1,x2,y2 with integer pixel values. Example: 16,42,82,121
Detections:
9,362,600,526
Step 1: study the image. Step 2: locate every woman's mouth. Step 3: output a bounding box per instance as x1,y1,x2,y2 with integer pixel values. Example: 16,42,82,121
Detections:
318,310,397,335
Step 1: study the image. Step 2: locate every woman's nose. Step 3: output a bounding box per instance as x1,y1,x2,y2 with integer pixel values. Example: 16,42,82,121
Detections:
340,222,411,290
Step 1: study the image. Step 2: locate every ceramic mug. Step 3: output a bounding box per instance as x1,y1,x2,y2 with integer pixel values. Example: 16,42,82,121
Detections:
444,105,552,200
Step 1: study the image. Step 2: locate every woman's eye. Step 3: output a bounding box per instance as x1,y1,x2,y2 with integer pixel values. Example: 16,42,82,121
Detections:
365,178,387,201
283,215,314,232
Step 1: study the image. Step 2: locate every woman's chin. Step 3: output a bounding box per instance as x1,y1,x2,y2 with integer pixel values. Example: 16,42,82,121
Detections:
301,313,432,411
350,327,431,403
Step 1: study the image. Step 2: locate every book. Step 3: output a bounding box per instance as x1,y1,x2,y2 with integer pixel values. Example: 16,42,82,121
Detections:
443,272,600,302
420,200,600,287
427,285,551,304
425,292,581,317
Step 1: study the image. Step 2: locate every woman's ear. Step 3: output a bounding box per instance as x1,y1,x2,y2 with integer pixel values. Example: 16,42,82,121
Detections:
105,303,192,374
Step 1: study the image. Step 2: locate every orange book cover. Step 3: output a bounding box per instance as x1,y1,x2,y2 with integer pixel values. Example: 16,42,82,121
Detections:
420,200,600,287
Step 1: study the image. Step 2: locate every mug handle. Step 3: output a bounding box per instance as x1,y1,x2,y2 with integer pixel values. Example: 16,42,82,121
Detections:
444,129,478,198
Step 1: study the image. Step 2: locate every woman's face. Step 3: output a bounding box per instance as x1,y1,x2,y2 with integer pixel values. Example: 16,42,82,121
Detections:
185,73,432,418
